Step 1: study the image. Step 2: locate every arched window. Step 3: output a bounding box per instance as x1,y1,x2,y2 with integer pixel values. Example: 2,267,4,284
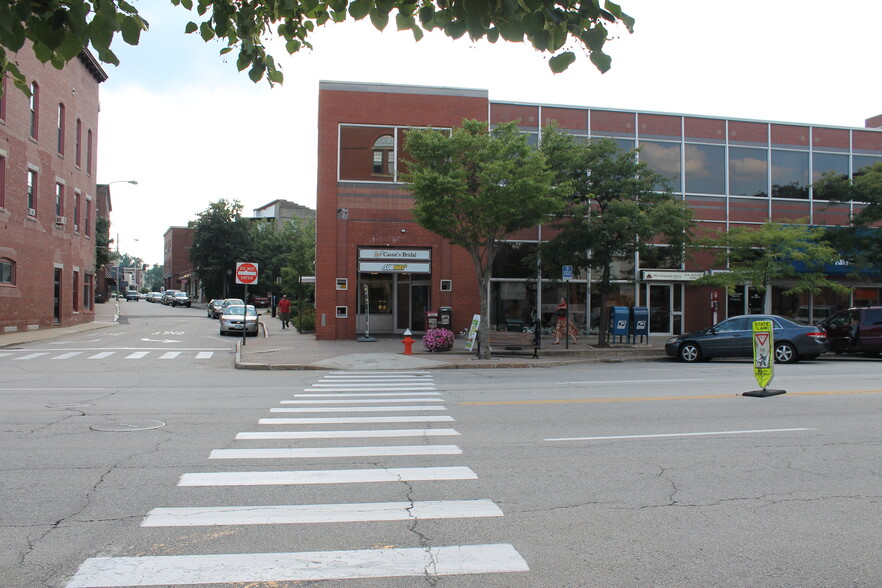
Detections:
372,134,394,177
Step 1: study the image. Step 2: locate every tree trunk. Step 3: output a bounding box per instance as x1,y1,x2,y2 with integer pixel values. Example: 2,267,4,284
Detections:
468,247,493,360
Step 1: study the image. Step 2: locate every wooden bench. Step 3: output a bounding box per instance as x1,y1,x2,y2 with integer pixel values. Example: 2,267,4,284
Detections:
477,330,540,358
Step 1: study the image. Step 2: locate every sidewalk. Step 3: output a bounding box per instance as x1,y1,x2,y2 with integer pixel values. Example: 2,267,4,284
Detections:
0,303,668,369
236,317,667,370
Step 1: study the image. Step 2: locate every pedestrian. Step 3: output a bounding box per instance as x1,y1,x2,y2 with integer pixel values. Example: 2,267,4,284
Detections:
553,297,578,345
278,294,291,329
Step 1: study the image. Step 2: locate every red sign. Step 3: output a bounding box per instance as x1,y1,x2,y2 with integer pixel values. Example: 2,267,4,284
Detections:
235,262,259,285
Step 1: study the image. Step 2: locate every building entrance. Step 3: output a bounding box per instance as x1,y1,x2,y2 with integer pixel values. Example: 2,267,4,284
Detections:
356,273,432,335
641,283,683,335
397,280,430,332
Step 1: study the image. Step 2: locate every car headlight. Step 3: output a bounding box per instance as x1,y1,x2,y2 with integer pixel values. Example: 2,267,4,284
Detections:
666,336,679,345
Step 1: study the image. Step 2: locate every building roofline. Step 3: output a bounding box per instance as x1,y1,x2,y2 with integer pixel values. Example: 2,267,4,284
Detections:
319,80,487,100
77,49,109,83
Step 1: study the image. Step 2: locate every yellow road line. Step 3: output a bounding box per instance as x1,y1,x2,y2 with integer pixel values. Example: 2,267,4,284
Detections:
459,389,882,406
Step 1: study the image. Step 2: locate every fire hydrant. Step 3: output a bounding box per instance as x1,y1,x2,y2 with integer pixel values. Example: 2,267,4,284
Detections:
402,328,414,355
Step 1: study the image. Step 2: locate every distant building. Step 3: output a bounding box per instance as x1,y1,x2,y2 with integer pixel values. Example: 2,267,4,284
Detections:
0,44,107,332
252,199,315,231
163,226,194,296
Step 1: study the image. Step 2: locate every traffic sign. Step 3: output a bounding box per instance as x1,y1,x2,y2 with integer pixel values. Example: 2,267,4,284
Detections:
562,265,573,280
752,320,773,388
235,262,259,285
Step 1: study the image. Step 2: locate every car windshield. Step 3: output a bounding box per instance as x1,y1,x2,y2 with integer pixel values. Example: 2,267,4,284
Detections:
225,306,257,317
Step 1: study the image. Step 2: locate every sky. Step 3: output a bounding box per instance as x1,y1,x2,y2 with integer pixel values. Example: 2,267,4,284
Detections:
97,0,882,266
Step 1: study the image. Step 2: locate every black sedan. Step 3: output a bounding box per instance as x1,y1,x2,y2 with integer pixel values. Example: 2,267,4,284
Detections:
665,314,828,364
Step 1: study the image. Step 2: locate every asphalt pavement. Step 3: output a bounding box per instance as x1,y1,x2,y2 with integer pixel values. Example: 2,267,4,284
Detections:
0,301,667,370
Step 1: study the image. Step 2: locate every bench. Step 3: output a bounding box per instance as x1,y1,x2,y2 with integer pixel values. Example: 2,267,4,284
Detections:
477,329,540,358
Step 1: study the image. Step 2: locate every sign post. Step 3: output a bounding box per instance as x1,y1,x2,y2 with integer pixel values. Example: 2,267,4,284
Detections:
235,263,258,346
562,266,573,349
465,314,481,353
744,320,786,397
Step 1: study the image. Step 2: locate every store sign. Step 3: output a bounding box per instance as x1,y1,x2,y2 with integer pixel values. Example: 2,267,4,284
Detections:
358,261,431,273
359,249,431,261
642,270,704,282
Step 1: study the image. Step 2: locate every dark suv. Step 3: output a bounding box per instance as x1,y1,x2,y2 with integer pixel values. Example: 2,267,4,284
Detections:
822,306,882,356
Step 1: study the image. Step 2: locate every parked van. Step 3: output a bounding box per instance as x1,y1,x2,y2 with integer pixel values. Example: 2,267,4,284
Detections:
822,306,882,355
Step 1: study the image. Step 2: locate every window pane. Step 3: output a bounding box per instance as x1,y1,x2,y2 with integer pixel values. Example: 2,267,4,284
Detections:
812,152,849,200
685,143,725,195
771,150,809,199
639,141,681,191
340,126,395,181
729,147,768,197
491,242,537,278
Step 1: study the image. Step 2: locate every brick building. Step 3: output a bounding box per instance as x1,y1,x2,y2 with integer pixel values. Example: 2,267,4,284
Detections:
163,226,194,295
315,81,882,341
0,46,106,333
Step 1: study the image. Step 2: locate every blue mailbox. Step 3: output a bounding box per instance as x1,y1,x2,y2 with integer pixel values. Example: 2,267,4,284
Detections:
609,306,630,342
631,306,649,343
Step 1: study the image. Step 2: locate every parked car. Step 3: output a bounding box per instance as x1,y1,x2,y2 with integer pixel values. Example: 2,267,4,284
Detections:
219,304,259,336
172,292,191,307
250,295,270,308
161,290,179,305
217,298,244,318
146,292,162,303
665,314,828,364
207,299,224,318
822,306,882,356
125,290,139,301
794,305,839,325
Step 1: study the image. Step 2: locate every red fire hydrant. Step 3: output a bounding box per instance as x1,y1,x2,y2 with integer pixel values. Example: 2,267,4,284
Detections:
402,329,414,355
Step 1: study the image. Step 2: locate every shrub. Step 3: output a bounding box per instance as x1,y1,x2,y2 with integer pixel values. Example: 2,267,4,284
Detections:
423,328,455,352
293,305,315,333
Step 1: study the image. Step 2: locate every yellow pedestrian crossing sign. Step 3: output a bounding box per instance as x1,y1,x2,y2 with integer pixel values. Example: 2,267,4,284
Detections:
752,320,774,388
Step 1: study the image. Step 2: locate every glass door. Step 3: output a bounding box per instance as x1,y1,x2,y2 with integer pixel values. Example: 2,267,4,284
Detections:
395,277,430,332
649,284,672,334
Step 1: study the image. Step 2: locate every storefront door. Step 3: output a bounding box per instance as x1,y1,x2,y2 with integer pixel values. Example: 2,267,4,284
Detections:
396,280,430,332
649,284,671,334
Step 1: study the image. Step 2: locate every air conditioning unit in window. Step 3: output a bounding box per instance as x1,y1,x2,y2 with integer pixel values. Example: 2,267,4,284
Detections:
27,208,36,217
56,216,67,225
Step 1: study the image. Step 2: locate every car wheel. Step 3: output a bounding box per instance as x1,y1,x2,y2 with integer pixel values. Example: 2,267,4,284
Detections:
775,342,799,364
678,342,702,362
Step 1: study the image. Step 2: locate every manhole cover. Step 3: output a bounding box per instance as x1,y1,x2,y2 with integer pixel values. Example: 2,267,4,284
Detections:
46,403,94,409
91,420,166,432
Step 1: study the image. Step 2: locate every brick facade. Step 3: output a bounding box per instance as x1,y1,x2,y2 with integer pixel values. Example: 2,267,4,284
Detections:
0,44,106,333
163,227,194,294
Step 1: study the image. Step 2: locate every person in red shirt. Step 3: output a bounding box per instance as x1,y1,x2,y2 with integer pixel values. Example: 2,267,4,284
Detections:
278,295,292,329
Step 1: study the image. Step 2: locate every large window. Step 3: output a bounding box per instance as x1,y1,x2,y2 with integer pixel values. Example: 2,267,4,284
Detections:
812,152,849,201
639,141,681,191
0,154,5,209
684,143,725,195
73,271,79,311
84,198,91,236
0,259,14,284
73,192,81,232
86,129,93,175
771,150,809,199
339,124,449,183
84,273,93,310
55,183,64,217
729,147,768,197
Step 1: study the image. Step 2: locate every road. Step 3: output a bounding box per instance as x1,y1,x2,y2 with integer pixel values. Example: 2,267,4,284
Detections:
1,303,880,587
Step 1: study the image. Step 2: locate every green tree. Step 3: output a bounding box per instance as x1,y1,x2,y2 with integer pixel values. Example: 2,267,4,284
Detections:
94,215,113,272
815,162,882,274
0,0,634,96
144,264,164,291
189,199,254,299
693,221,850,310
404,119,562,358
539,130,693,346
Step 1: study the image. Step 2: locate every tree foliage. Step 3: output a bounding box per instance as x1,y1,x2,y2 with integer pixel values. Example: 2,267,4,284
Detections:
94,215,113,272
189,199,253,298
693,221,851,306
539,130,693,346
815,162,882,274
0,0,634,96
249,216,316,298
404,119,562,358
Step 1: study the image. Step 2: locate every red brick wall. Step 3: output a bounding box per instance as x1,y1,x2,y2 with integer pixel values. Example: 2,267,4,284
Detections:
0,44,103,332
163,227,193,291
316,84,487,339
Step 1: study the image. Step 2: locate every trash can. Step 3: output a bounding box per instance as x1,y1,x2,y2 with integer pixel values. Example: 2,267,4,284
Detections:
631,306,649,343
425,310,439,330
438,307,452,328
608,306,630,343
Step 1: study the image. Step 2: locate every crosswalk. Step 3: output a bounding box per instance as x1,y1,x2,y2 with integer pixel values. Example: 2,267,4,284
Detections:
0,349,220,361
66,370,529,586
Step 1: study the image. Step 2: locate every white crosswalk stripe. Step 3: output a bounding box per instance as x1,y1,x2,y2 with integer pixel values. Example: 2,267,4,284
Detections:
66,544,528,587
65,371,528,587
1,350,216,361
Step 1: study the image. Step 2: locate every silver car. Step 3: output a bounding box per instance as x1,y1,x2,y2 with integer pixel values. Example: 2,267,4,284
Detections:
219,304,259,336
